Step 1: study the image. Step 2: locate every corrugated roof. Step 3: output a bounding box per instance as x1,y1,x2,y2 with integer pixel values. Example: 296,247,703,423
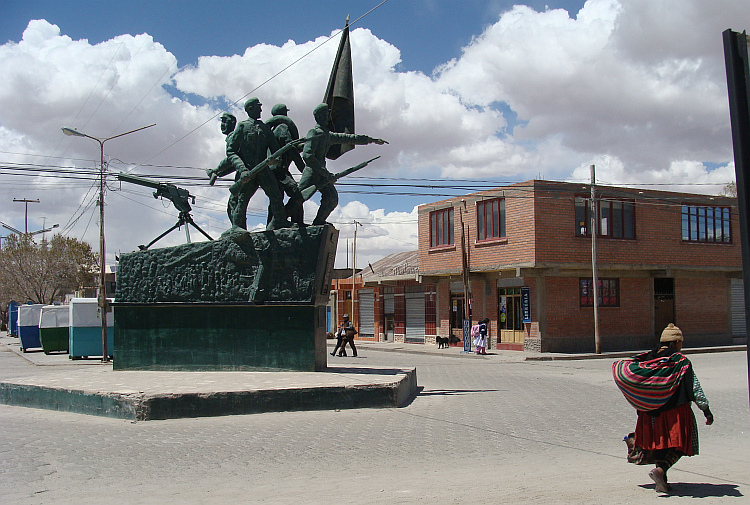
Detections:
360,250,418,281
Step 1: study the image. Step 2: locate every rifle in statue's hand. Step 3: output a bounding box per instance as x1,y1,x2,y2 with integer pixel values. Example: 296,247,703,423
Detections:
228,135,320,195
301,156,380,201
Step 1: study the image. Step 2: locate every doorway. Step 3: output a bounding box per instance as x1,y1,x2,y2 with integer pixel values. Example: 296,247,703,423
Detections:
654,278,675,342
499,288,524,344
450,294,467,345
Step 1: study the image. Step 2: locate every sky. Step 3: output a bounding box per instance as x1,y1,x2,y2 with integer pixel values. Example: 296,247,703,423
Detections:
0,0,747,269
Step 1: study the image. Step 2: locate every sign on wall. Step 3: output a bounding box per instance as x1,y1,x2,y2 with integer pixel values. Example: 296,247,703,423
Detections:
521,287,531,323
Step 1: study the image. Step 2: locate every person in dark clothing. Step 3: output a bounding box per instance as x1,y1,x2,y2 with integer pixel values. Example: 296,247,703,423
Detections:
335,313,357,357
331,318,347,357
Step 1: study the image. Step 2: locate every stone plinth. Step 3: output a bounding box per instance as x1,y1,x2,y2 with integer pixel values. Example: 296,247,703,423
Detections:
113,225,337,371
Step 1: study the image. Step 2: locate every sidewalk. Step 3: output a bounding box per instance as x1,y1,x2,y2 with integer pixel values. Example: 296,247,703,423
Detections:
340,337,747,361
0,334,417,421
2,332,744,422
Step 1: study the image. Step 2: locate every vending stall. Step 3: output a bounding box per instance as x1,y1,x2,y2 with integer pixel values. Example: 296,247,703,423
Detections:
39,304,70,354
69,298,113,359
8,301,19,337
17,303,45,352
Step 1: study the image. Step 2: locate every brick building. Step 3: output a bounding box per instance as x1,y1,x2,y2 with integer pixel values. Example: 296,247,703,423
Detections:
330,251,434,343
416,180,744,352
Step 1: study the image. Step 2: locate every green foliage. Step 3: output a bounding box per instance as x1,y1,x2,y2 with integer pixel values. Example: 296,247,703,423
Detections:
0,234,98,312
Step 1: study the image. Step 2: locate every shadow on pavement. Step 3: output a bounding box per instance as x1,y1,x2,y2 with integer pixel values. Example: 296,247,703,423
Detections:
325,367,411,376
638,483,743,498
418,388,503,396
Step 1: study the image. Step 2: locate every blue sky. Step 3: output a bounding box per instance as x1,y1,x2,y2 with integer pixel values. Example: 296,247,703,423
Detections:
0,0,745,266
1,1,586,74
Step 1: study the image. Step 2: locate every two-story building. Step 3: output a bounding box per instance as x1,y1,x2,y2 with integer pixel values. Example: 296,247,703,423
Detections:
417,180,744,352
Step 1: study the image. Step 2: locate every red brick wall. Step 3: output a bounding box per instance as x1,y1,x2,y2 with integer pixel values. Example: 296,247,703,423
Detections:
531,182,741,268
544,277,652,339
437,282,451,337
420,180,741,274
675,277,730,335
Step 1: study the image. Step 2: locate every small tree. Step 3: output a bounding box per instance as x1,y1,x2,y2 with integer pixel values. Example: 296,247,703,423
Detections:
723,181,737,197
0,234,98,308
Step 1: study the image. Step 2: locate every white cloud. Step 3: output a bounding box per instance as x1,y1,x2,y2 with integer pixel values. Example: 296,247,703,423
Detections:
327,202,419,268
1,1,746,270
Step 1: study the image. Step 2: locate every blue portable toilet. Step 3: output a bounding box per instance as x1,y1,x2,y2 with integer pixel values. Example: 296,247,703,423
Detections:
18,303,45,352
8,301,19,337
69,298,113,359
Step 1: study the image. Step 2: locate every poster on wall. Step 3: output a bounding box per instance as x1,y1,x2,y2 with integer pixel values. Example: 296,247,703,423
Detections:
521,287,531,323
463,319,471,352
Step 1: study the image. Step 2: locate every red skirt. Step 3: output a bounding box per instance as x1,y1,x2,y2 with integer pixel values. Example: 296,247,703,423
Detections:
635,403,694,456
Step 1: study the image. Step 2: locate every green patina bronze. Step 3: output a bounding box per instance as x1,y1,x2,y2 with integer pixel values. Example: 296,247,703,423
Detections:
113,225,337,371
116,225,334,304
114,304,321,372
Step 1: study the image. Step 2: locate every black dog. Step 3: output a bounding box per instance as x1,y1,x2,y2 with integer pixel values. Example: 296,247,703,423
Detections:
436,336,450,349
448,335,461,345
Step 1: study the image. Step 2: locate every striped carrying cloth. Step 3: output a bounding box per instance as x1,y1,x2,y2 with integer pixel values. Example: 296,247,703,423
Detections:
612,351,691,412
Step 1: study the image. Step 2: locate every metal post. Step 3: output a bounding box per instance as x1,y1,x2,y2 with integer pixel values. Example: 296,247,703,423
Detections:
590,165,601,354
13,198,40,234
460,200,471,348
352,221,361,327
62,123,155,363
723,29,750,408
97,138,108,363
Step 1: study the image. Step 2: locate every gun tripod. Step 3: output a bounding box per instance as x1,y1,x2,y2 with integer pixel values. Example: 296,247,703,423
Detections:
139,211,213,250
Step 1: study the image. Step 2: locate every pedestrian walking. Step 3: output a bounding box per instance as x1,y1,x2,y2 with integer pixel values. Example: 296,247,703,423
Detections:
331,321,346,357
612,323,714,494
336,313,357,357
473,318,488,354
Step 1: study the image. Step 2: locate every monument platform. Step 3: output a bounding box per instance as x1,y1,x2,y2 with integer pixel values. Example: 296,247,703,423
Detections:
0,336,417,421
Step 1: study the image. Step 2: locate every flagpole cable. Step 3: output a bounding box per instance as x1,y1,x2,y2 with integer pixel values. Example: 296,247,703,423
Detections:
129,0,391,172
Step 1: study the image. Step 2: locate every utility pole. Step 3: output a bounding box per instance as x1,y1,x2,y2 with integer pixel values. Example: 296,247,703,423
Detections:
459,200,471,351
13,198,40,234
352,220,361,326
62,123,155,362
590,165,601,354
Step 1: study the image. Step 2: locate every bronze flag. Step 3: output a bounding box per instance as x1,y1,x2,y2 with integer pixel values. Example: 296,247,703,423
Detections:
323,16,355,160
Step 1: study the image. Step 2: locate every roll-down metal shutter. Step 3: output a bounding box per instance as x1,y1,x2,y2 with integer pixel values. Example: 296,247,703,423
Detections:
405,291,425,343
731,279,746,337
358,289,375,338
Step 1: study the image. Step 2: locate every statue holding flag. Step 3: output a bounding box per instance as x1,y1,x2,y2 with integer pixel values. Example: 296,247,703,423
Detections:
209,17,387,228
298,17,387,225
299,103,386,225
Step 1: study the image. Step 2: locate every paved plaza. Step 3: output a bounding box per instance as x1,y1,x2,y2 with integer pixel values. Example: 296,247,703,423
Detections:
0,337,748,504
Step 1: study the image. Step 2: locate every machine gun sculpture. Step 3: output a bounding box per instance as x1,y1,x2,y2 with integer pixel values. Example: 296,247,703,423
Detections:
117,173,213,250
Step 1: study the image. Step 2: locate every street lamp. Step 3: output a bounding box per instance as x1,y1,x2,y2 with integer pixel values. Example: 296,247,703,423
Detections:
62,123,155,363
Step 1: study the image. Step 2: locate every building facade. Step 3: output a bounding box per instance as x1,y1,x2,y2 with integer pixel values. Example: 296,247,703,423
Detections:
330,251,438,344
417,180,744,352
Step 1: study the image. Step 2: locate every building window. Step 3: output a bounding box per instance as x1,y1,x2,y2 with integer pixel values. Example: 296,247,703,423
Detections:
580,278,620,307
575,197,635,239
682,205,731,243
430,207,454,247
476,198,506,241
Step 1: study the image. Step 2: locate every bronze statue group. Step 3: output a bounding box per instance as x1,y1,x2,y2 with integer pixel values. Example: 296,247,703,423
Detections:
207,98,387,230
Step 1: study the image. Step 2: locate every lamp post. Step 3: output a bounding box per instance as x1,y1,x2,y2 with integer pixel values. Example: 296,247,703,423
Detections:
62,123,155,362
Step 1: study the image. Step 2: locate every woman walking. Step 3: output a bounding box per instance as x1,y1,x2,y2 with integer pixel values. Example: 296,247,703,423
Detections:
612,323,714,494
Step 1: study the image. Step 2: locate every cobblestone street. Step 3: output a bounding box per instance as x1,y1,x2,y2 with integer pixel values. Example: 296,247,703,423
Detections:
1,343,748,504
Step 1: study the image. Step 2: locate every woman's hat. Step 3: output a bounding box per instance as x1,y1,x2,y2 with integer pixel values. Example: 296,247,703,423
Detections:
660,323,683,342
